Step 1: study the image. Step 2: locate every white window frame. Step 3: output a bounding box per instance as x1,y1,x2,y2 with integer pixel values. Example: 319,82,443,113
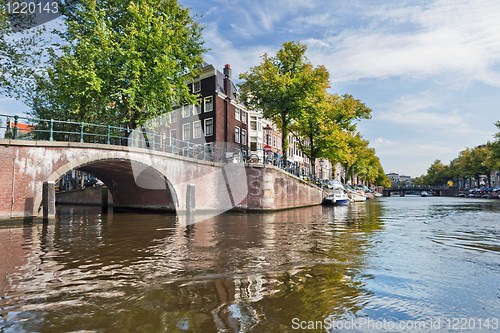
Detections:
241,129,247,146
193,120,202,139
170,110,178,123
235,126,240,143
193,81,201,93
182,123,190,140
250,121,257,131
235,107,240,121
204,118,213,137
241,110,247,124
193,100,201,115
182,105,190,118
170,129,177,145
204,96,213,112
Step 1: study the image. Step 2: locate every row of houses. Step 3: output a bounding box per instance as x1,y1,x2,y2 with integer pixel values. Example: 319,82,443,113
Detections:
169,62,340,181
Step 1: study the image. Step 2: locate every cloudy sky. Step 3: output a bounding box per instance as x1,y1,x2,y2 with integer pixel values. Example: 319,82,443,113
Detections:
2,0,500,177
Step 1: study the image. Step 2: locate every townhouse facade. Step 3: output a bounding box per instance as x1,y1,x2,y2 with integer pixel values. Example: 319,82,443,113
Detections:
168,63,249,150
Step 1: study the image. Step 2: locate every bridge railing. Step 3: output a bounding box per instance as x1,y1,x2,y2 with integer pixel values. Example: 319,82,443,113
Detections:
1,114,317,183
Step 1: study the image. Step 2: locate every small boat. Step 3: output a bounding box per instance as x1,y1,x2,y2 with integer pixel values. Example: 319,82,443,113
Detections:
421,191,428,197
324,181,350,205
327,189,350,205
347,190,367,202
374,192,383,197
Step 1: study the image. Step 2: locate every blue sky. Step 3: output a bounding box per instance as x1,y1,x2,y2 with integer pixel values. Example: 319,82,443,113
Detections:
2,0,500,177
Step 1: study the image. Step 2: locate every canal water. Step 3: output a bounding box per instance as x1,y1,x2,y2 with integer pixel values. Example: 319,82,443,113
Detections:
1,197,499,332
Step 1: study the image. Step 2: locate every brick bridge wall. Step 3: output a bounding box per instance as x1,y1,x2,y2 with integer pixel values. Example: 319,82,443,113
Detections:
0,139,324,220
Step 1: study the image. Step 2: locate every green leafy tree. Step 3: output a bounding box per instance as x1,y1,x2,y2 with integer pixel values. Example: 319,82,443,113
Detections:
488,121,500,172
32,0,205,129
417,159,449,186
290,92,372,178
239,41,327,162
0,7,47,98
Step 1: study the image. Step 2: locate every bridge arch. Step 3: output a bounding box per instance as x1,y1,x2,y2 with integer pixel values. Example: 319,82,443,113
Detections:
46,155,179,212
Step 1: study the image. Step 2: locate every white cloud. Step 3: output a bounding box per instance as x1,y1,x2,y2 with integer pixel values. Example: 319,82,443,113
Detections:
202,23,274,79
306,0,500,85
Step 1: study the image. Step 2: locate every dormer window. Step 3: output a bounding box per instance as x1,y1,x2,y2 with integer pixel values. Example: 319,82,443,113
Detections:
193,81,201,93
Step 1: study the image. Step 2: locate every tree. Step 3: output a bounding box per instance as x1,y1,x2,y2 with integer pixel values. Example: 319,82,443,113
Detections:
32,0,205,128
289,92,371,178
488,121,500,171
416,159,450,186
0,8,47,98
239,41,328,162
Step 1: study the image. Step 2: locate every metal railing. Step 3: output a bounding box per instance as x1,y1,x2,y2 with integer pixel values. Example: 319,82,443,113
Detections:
0,113,320,184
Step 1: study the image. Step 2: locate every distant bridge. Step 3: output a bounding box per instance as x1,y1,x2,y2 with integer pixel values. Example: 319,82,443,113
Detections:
383,186,459,197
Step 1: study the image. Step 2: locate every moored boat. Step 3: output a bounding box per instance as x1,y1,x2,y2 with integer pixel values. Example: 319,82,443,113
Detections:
347,190,367,202
324,181,350,205
421,191,428,197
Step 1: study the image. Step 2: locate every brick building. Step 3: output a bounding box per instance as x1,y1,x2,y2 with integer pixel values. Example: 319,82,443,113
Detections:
167,63,248,150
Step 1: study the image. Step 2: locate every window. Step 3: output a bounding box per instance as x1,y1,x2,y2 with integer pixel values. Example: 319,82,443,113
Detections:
183,123,190,140
241,111,247,124
204,96,213,112
273,135,276,148
277,137,281,149
182,105,190,118
242,129,247,146
204,118,213,136
193,81,201,93
250,121,257,131
170,129,177,145
257,121,262,132
235,126,240,143
193,121,201,139
170,110,177,123
193,101,201,115
235,107,240,121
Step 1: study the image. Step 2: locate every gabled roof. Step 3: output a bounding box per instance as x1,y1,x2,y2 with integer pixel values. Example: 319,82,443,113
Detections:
11,122,34,132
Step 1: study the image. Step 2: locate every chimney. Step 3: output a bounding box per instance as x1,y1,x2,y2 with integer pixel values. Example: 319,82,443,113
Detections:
223,64,231,79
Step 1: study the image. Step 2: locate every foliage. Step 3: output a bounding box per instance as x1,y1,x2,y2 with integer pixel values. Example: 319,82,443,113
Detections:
417,140,498,187
291,92,372,178
417,159,449,186
0,6,47,98
238,41,328,161
241,41,375,179
30,0,205,129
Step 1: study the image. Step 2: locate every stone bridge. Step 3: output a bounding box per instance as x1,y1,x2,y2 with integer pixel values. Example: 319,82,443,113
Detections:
0,139,325,220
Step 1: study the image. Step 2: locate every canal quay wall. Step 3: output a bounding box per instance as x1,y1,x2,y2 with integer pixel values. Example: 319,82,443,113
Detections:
0,139,325,220
56,185,113,206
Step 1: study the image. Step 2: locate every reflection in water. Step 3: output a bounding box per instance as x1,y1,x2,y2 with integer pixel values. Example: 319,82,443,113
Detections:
0,198,499,332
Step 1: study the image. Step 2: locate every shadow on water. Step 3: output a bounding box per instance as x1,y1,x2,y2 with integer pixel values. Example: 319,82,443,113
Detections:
0,203,386,333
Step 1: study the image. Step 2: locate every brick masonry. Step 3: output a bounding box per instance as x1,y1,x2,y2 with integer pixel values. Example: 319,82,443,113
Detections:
0,139,325,220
